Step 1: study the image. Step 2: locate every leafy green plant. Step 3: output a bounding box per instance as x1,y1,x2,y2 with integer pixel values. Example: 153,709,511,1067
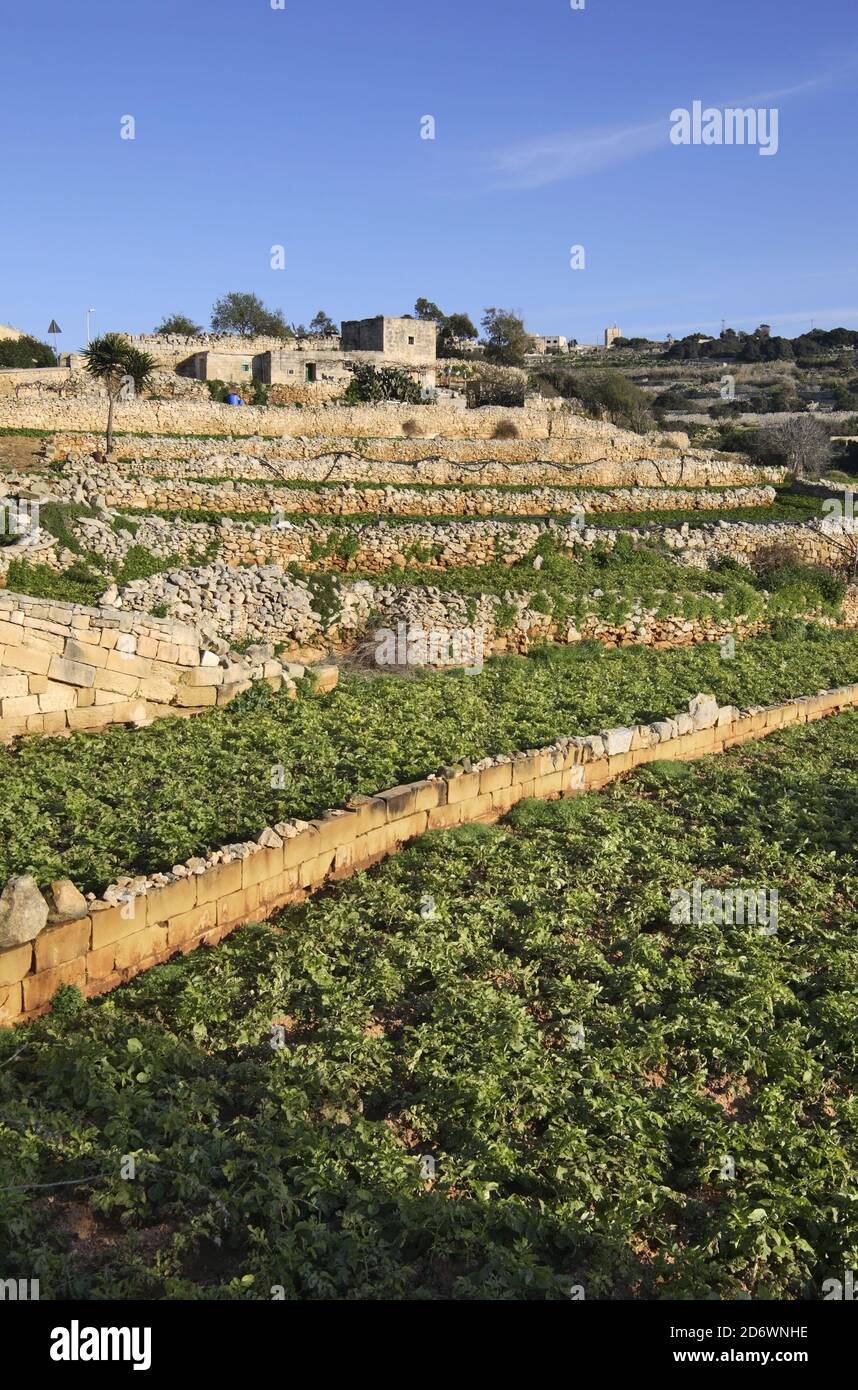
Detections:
2,712,857,1299
2,629,858,894
342,363,423,405
82,334,156,455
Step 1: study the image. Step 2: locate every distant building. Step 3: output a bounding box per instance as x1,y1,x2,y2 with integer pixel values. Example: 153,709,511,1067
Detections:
0,324,25,342
531,335,569,355
604,324,622,348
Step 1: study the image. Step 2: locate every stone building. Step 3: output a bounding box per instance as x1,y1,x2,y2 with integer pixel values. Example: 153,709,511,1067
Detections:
604,324,623,348
182,349,256,383
340,316,437,365
259,349,353,390
180,317,438,395
531,335,569,355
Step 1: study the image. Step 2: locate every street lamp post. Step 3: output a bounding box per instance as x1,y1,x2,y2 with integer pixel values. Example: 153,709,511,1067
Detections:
86,308,95,345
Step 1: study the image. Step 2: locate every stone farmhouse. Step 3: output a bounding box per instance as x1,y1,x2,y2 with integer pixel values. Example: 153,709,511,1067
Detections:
531,335,569,355
176,317,438,396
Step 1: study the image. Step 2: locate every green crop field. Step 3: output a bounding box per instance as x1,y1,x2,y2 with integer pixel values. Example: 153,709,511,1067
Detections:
2,712,856,1299
2,628,858,894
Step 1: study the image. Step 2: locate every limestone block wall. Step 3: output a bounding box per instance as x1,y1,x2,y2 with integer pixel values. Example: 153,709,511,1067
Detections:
0,367,73,392
2,683,855,1028
127,334,311,371
0,395,691,448
0,591,334,742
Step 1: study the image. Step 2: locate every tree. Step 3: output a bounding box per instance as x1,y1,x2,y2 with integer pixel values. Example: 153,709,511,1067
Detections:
308,310,337,337
0,334,56,368
154,313,203,336
768,416,832,480
481,308,535,367
413,298,445,324
82,333,156,455
210,292,292,339
439,312,478,357
342,362,423,405
467,361,527,407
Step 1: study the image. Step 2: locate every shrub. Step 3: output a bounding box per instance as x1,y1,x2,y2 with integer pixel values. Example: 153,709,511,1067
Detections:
342,363,423,405
5,558,104,605
492,419,519,439
154,314,203,337
756,556,846,606
0,334,56,368
467,362,527,408
114,544,173,586
529,365,653,432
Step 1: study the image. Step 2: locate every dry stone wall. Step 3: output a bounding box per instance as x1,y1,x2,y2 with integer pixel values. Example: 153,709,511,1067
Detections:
50,433,779,481
112,555,853,657
66,511,858,583
2,683,856,1027
52,468,778,519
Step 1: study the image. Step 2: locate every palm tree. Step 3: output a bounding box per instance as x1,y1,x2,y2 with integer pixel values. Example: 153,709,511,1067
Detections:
82,333,156,455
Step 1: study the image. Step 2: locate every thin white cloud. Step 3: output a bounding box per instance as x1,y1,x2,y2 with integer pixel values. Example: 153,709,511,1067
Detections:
489,119,663,191
486,67,848,191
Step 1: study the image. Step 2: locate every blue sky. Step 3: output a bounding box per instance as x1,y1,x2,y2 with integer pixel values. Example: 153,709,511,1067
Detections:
3,0,856,351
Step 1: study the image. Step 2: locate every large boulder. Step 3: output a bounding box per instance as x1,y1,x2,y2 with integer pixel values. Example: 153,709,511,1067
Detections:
46,878,89,923
0,875,49,949
688,693,719,731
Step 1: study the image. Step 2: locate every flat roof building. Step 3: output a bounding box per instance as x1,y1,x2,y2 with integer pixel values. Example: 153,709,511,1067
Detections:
340,316,437,365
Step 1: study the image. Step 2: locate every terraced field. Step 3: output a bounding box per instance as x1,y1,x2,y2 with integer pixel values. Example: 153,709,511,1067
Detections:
2,711,857,1299
2,409,857,1303
3,429,853,660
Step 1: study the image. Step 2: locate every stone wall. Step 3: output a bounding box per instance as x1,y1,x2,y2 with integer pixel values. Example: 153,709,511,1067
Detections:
0,591,337,742
59,510,857,587
46,433,780,482
128,334,314,370
52,467,778,519
112,557,782,652
0,396,692,447
2,683,855,1027
0,367,72,392
53,442,779,486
